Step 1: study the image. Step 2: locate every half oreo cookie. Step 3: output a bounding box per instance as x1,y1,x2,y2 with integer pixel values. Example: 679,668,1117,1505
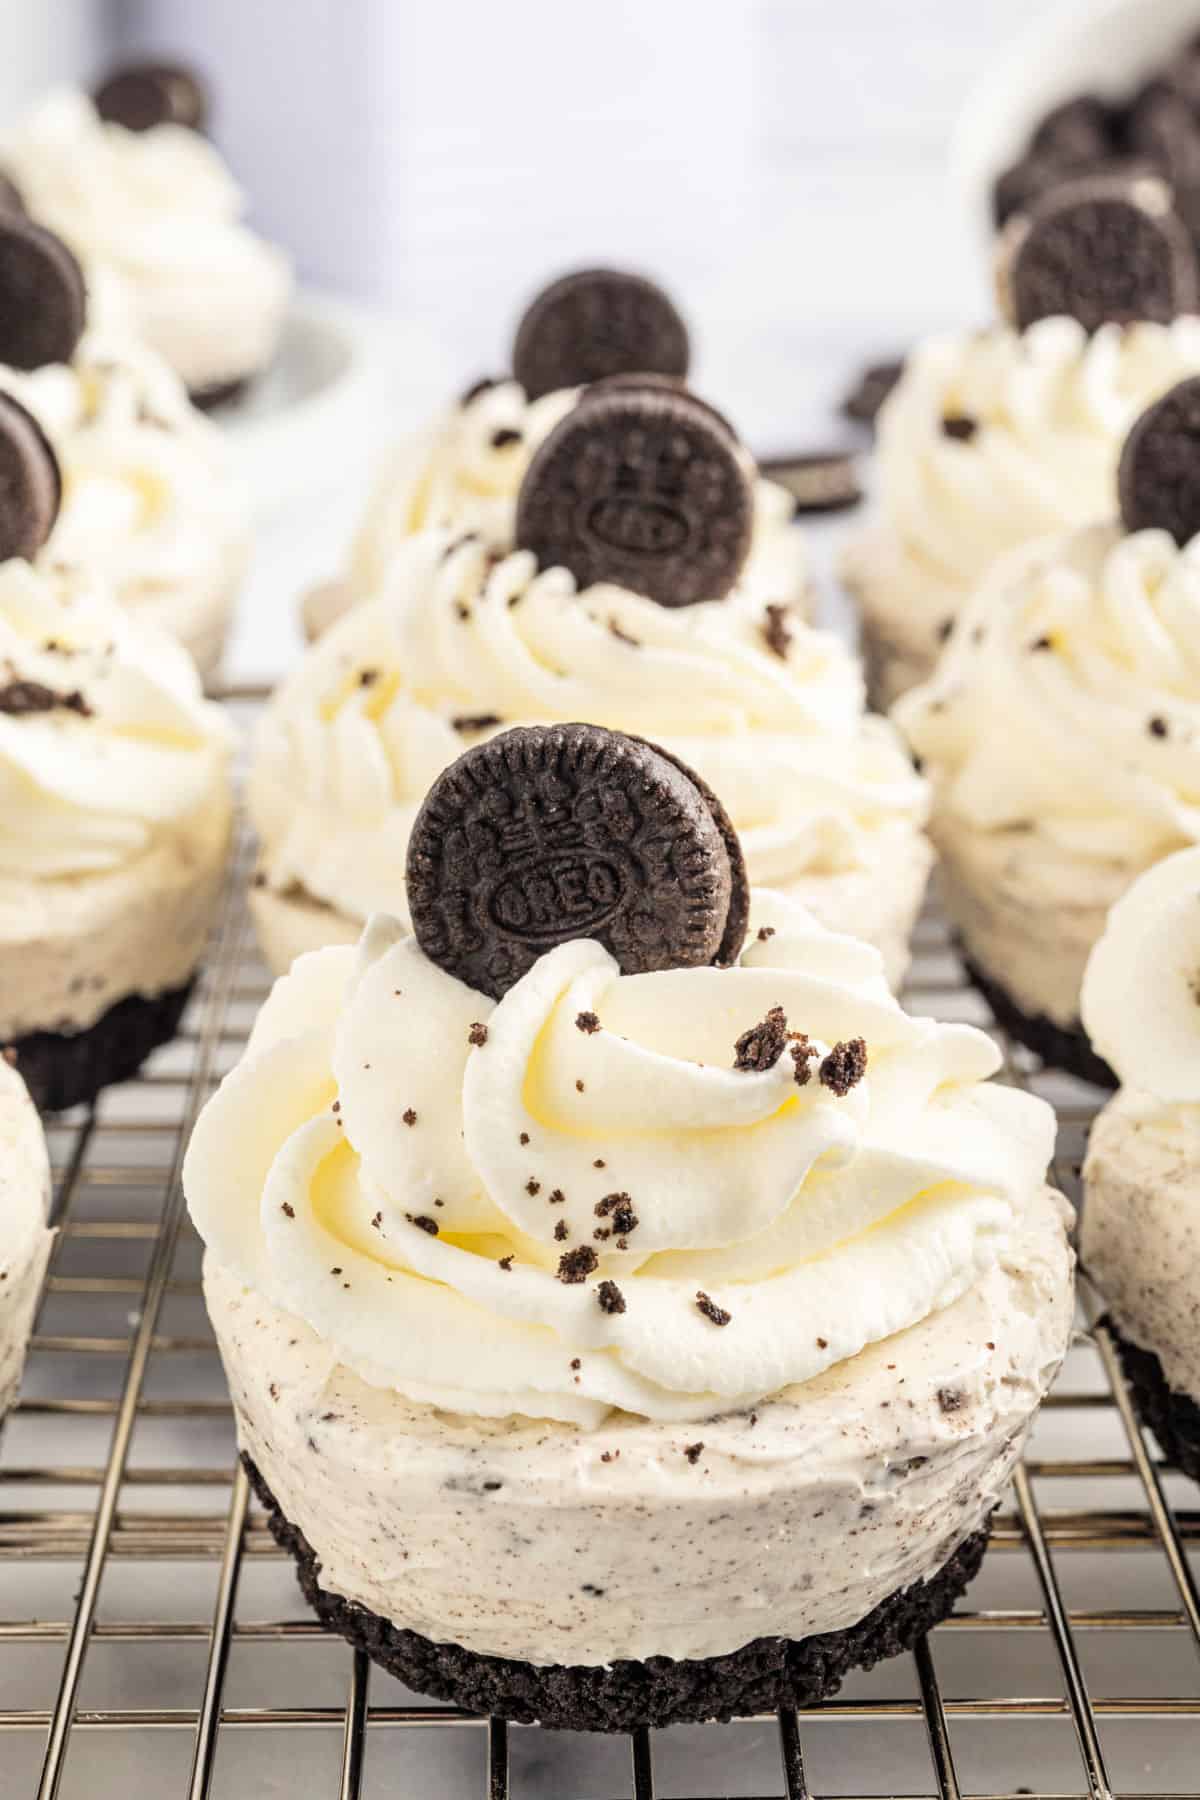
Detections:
0,392,62,560
999,175,1198,333
406,723,748,999
1118,375,1200,545
0,218,86,371
515,386,753,606
94,61,208,133
513,269,689,402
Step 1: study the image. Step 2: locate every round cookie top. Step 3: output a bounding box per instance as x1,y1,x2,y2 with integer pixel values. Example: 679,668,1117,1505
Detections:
0,392,61,560
1118,375,1200,544
406,722,749,999
513,268,689,403
93,61,208,133
0,217,86,371
1001,175,1198,333
515,386,753,606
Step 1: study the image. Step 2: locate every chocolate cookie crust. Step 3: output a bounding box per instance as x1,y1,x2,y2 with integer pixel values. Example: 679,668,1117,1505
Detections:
960,953,1116,1089
243,1453,990,1731
7,980,193,1113
1108,1320,1200,1483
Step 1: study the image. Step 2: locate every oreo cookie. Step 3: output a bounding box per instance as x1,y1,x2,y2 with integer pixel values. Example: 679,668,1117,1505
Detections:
760,450,862,514
513,269,689,403
93,62,208,133
1000,176,1198,333
841,358,904,426
406,723,748,999
1117,375,1200,545
578,372,736,441
515,388,753,607
0,392,62,560
0,218,86,371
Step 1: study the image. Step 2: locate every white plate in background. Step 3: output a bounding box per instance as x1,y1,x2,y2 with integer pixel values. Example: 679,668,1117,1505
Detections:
952,0,1200,251
210,288,455,522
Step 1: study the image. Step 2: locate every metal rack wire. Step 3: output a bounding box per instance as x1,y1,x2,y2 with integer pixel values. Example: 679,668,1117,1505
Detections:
1,687,1198,1798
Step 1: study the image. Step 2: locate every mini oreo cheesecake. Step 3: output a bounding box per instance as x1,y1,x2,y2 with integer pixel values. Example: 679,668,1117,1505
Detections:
0,406,234,1109
0,71,291,405
898,375,1200,1084
253,387,930,987
1081,845,1200,1481
0,216,249,682
186,721,1074,1730
0,1055,53,1425
302,267,810,640
843,178,1200,709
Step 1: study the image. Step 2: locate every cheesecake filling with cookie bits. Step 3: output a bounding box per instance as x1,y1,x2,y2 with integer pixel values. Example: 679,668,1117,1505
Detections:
186,881,1046,1428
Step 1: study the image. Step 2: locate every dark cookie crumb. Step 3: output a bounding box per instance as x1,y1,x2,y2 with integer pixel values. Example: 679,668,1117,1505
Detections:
491,427,522,449
569,1357,581,1370
0,678,92,718
575,1079,585,1092
554,1219,569,1241
451,712,503,734
763,602,792,660
696,1290,732,1328
816,1336,828,1349
597,1279,626,1315
820,1037,868,1096
402,1108,417,1127
1030,635,1053,652
733,1004,789,1072
1149,715,1169,737
938,1387,965,1414
468,1022,489,1047
526,1178,541,1195
941,414,977,442
790,1034,818,1086
371,1211,382,1230
498,1255,514,1271
406,1213,440,1236
593,1158,606,1169
575,1011,601,1034
557,1245,599,1284
684,1442,704,1464
358,667,379,687
280,1202,295,1219
548,1188,565,1205
595,1192,638,1235
757,925,775,942
520,1131,530,1144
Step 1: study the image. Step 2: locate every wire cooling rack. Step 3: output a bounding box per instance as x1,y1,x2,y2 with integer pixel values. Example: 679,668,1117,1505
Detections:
1,688,1199,1800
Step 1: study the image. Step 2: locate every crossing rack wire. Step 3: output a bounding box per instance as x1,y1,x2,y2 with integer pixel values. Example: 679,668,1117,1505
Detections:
1,686,1198,1798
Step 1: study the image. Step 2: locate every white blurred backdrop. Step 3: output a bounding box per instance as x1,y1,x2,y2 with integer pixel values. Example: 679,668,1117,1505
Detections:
1,0,1046,450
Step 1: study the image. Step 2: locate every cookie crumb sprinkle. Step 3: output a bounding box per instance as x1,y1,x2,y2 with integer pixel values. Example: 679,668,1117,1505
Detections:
575,1010,601,1034
733,1004,789,1072
819,1037,868,1096
789,1034,818,1086
684,1442,704,1464
406,1213,440,1236
548,1188,565,1206
557,1245,599,1284
1149,715,1169,738
696,1290,732,1327
525,1177,541,1196
554,1219,569,1242
498,1254,514,1271
757,925,775,942
280,1202,295,1219
402,1108,417,1127
597,1279,626,1315
941,413,977,442
468,1022,488,1047
763,602,792,660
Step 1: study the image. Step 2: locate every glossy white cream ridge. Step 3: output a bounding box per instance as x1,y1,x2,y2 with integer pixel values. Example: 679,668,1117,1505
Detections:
186,893,1059,1429
843,316,1200,696
896,523,1200,1021
339,378,810,620
0,328,249,675
2,88,291,390
0,561,234,1035
1081,847,1200,1403
0,1060,53,1419
254,534,930,980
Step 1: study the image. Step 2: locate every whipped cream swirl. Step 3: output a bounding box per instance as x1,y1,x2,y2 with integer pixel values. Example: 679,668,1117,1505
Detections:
348,378,809,609
1,89,290,390
254,534,926,925
897,524,1200,864
186,894,1054,1426
0,329,248,644
1082,845,1200,1103
0,559,234,880
870,316,1200,606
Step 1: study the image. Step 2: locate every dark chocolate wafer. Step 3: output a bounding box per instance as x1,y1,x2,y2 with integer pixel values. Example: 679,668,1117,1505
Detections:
94,61,208,133
1118,375,1200,544
513,268,689,402
516,387,752,606
0,217,86,370
0,392,61,559
406,723,747,999
1000,175,1198,333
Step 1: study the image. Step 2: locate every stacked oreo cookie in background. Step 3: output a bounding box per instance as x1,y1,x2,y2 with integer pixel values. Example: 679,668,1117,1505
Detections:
994,30,1200,256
